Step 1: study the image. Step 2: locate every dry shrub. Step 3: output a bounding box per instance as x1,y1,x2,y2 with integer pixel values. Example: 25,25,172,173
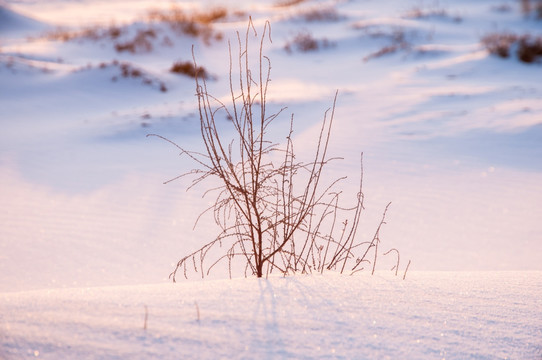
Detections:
149,20,408,280
284,31,333,53
518,35,542,62
115,29,156,53
147,6,224,43
482,33,542,63
299,7,343,22
481,33,518,58
192,7,228,24
404,5,462,22
274,0,306,7
363,44,408,62
99,60,167,92
170,60,209,79
520,0,542,18
521,0,531,13
404,6,448,19
491,4,513,12
43,25,124,42
361,27,413,62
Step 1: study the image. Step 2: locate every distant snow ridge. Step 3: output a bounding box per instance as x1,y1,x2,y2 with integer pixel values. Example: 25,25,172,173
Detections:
0,4,47,34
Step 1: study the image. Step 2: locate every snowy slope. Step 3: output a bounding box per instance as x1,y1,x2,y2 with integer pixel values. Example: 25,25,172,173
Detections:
1,0,541,287
1,272,541,359
1,1,542,358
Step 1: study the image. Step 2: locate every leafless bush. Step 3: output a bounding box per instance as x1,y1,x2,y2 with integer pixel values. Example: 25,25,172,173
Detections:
170,60,210,79
520,0,542,17
298,7,343,22
274,0,306,7
363,43,409,62
147,6,224,44
481,33,518,58
284,30,334,53
482,33,542,63
42,25,124,42
403,5,462,22
491,3,513,12
149,20,405,280
360,27,413,62
115,29,157,53
97,60,167,92
518,35,542,62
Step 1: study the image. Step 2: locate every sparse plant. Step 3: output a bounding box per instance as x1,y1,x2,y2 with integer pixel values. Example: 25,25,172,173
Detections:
147,6,225,44
403,260,411,280
519,0,542,18
170,60,210,79
361,27,413,62
403,5,462,22
297,7,343,22
42,25,125,43
143,305,148,330
274,0,306,7
521,0,532,14
97,60,167,92
195,301,200,322
481,33,518,58
115,29,156,53
491,3,513,12
518,35,542,62
482,32,542,63
149,20,405,280
284,30,334,53
363,44,408,62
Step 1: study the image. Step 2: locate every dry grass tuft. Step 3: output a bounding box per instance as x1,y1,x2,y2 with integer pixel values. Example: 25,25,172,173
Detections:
481,33,518,58
403,5,462,22
115,29,157,53
520,0,542,18
43,25,125,42
147,6,225,43
273,0,306,7
170,60,209,79
97,60,168,92
284,31,334,53
298,7,343,22
363,44,409,62
482,33,542,63
360,27,415,62
518,35,542,62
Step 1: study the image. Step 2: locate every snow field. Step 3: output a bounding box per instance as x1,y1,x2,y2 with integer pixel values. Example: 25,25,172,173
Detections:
1,272,541,359
1,0,542,358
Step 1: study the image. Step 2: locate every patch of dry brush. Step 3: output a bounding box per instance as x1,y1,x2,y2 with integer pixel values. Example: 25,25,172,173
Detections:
482,33,542,63
149,20,409,280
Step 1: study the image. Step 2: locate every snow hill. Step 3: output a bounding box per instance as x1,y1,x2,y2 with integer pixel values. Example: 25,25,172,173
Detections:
0,0,541,358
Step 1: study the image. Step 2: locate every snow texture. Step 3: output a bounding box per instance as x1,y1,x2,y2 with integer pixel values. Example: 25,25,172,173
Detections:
1,272,541,360
1,0,542,358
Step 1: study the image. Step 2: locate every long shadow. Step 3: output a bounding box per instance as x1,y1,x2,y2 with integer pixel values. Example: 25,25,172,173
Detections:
249,278,288,359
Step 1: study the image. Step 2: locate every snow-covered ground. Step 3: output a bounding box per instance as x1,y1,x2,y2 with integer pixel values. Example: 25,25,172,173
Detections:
2,272,541,360
1,0,541,358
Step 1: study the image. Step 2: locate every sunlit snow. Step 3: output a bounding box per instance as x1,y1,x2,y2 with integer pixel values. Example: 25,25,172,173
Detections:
1,0,541,358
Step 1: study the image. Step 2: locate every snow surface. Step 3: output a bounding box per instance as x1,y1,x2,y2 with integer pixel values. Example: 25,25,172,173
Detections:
1,0,542,357
1,272,542,360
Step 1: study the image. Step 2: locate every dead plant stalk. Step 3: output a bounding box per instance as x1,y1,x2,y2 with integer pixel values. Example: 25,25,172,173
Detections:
148,19,404,280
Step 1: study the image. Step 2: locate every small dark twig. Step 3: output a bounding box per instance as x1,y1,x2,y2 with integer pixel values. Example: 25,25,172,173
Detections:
143,305,148,330
383,248,400,276
195,301,200,322
403,260,411,280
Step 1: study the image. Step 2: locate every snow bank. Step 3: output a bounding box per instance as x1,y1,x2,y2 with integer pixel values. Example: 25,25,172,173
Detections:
0,4,48,36
1,272,541,359
1,0,541,293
